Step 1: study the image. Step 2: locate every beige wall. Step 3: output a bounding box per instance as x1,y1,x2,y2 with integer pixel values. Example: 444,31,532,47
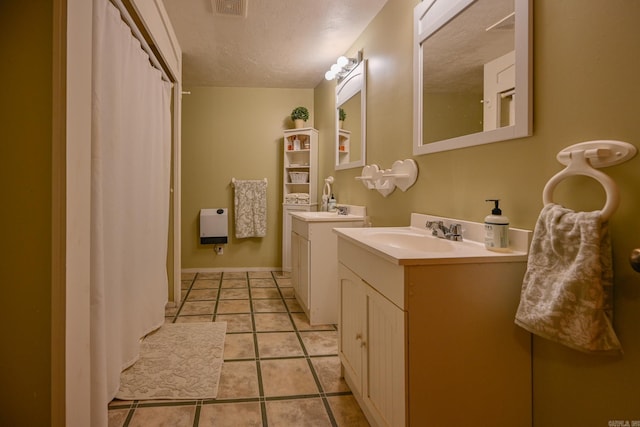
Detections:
1,2,54,425
181,87,314,269
314,0,640,425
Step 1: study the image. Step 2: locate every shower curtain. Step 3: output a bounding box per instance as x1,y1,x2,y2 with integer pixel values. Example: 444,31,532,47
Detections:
90,0,172,425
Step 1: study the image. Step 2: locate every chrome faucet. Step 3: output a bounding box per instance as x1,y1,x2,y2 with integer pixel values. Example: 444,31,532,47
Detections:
426,220,463,241
337,205,349,215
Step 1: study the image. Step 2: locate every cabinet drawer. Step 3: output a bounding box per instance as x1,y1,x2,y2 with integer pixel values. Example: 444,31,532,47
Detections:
337,237,405,309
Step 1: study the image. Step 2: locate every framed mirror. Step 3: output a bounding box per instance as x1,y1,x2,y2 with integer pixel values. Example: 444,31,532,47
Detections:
413,0,531,155
335,60,366,170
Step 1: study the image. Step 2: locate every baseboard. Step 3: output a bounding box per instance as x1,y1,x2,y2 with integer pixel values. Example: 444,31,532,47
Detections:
181,266,283,273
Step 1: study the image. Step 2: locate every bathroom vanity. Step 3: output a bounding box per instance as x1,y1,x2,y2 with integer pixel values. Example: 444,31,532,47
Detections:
290,208,365,325
334,213,532,427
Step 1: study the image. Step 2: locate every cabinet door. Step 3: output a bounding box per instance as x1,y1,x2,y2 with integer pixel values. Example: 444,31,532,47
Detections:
298,236,310,310
338,263,366,393
364,287,406,427
282,205,311,271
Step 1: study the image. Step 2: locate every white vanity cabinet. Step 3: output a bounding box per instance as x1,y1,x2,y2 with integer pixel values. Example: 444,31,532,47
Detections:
283,204,314,271
290,213,364,325
290,228,310,310
336,223,532,427
338,263,406,427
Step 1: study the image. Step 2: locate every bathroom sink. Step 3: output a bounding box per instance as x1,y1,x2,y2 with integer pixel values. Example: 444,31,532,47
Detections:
290,207,366,222
333,213,532,266
300,212,346,218
364,230,453,252
291,212,363,221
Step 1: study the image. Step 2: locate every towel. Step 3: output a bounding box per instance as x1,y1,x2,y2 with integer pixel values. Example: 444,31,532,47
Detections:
233,180,267,238
515,203,622,354
284,193,310,204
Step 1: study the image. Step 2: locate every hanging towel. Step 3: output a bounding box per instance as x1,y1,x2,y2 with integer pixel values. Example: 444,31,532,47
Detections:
233,180,267,238
515,203,622,354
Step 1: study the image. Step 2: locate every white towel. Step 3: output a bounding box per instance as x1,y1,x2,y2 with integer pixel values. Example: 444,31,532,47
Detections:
284,193,310,204
515,203,622,354
233,180,267,238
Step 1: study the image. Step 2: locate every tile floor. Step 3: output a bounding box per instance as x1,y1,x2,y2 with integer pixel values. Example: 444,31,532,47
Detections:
108,271,370,427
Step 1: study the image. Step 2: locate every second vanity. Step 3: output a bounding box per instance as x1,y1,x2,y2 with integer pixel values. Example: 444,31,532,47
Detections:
290,206,366,325
334,213,533,427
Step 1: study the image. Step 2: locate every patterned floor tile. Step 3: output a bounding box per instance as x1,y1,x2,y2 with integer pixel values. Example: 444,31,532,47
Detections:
199,402,263,427
109,270,365,427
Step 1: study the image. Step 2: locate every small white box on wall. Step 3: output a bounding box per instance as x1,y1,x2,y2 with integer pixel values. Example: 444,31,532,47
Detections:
200,208,228,244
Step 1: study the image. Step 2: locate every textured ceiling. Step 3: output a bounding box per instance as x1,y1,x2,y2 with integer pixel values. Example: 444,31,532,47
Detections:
423,0,515,92
162,0,388,88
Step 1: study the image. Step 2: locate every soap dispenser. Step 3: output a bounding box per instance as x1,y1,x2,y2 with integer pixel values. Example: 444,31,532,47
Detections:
484,199,509,252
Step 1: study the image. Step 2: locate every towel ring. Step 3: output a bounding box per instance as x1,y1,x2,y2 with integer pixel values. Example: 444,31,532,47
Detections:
542,140,636,221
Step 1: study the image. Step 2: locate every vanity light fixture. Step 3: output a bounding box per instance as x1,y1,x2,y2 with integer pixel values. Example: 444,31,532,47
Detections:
324,50,363,81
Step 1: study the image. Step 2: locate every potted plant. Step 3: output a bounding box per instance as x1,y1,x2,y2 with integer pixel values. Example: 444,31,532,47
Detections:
291,106,309,129
339,108,346,129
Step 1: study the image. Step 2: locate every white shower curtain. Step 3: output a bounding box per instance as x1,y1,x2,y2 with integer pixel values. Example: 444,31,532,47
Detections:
90,0,172,425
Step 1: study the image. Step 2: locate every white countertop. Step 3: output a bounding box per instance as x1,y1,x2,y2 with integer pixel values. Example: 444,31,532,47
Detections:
333,213,531,266
290,211,365,222
290,205,367,222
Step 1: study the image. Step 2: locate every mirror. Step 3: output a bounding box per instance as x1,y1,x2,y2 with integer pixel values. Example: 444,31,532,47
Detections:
335,60,366,170
413,0,531,155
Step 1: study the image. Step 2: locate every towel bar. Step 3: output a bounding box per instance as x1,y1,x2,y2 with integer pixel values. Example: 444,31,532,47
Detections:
542,140,636,221
231,177,267,187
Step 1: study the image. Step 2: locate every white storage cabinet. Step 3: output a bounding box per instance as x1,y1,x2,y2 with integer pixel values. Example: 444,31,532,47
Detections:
281,128,318,271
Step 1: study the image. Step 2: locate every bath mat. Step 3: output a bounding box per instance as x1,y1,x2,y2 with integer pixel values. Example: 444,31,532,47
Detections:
115,322,227,400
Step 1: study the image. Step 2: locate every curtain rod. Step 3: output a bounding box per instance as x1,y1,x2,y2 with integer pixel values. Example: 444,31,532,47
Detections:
110,0,171,83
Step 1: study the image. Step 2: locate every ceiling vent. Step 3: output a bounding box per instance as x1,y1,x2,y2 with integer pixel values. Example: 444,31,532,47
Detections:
212,0,248,18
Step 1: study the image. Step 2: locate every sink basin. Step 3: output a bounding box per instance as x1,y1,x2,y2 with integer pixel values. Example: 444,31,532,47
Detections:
364,230,453,252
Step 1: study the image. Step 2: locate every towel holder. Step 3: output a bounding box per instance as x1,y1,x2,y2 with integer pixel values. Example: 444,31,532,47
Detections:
231,177,267,187
542,140,636,221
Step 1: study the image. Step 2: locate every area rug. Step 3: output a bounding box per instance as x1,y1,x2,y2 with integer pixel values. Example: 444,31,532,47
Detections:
115,322,227,400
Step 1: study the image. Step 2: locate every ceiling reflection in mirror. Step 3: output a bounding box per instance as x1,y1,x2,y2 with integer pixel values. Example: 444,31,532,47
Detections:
413,0,531,155
423,0,514,143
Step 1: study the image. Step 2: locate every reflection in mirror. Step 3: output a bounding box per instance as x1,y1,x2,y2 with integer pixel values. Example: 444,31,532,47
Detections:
336,60,366,170
413,0,531,155
338,94,362,165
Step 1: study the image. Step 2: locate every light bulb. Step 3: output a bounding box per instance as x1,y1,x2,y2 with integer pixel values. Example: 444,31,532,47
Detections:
330,64,340,74
337,56,349,67
325,70,335,80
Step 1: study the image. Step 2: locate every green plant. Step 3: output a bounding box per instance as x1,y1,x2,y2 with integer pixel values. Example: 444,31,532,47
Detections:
291,106,309,122
339,108,346,121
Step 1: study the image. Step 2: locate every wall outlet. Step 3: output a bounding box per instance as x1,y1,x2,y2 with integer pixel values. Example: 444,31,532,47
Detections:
215,245,224,255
